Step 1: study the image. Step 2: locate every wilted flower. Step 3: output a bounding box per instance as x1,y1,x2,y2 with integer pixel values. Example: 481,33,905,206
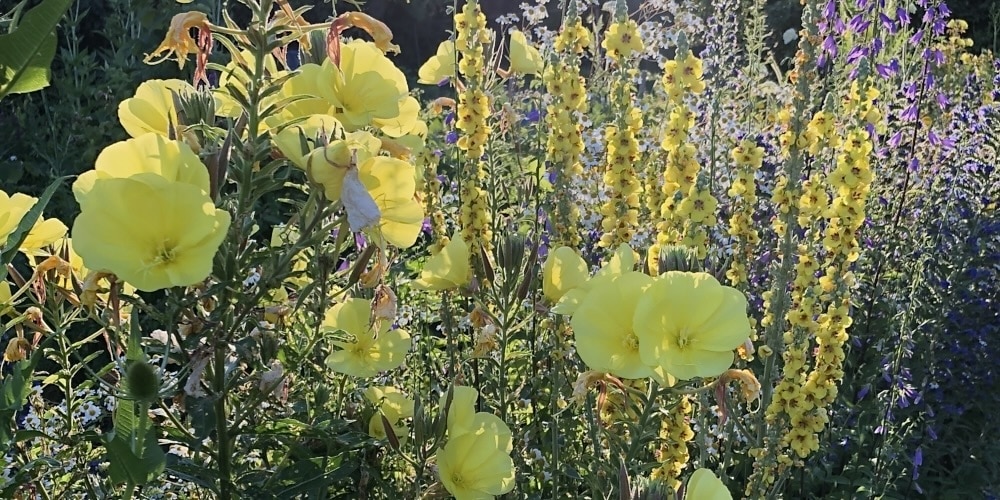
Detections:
144,11,213,81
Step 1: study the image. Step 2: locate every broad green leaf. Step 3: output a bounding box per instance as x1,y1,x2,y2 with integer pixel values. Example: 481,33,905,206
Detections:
0,0,74,100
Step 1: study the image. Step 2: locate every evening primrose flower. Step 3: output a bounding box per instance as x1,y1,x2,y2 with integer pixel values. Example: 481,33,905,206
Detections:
417,40,456,85
0,190,67,254
271,114,344,169
551,243,636,315
323,298,410,377
280,41,415,134
437,413,516,500
306,146,423,248
71,175,230,292
684,468,732,500
365,386,414,444
504,30,543,76
73,133,210,200
633,272,751,380
440,385,480,435
541,246,589,303
118,79,196,138
413,235,472,290
570,272,655,379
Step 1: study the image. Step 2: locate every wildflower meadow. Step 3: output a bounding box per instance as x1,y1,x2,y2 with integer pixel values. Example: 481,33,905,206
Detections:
1,0,999,498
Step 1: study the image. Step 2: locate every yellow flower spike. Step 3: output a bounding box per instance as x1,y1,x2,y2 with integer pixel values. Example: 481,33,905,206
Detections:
70,175,230,292
570,272,656,379
684,468,733,500
541,246,589,303
506,30,543,76
272,114,344,169
144,11,210,70
633,272,752,380
414,234,472,290
73,133,210,201
437,413,516,500
335,12,400,55
323,298,410,377
418,40,457,85
118,79,196,138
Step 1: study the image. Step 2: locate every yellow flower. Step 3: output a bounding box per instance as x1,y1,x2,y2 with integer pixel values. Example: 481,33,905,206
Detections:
506,30,543,76
570,272,655,379
414,235,471,290
633,272,751,380
272,114,344,169
70,176,230,292
437,414,516,500
0,281,12,317
73,133,210,201
307,146,424,248
541,246,589,303
118,79,196,138
323,298,410,377
551,243,636,315
417,40,456,85
0,190,67,254
365,386,414,445
372,95,423,138
684,468,732,500
440,385,480,436
144,11,210,69
280,41,416,134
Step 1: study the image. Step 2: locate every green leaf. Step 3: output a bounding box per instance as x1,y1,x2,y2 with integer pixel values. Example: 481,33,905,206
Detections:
0,175,67,281
0,0,74,100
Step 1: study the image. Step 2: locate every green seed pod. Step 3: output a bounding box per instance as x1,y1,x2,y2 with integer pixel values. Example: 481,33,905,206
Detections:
125,362,160,401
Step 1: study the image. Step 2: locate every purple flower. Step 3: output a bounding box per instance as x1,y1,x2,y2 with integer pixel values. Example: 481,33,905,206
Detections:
445,130,459,144
909,29,923,45
523,107,542,123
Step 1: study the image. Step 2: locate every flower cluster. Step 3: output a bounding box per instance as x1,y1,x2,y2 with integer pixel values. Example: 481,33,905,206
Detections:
725,139,765,285
651,396,695,493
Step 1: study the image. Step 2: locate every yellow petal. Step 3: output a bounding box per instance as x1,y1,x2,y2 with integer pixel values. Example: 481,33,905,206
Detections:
508,30,543,76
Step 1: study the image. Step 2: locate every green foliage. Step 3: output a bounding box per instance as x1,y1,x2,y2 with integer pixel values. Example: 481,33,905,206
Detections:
0,0,74,100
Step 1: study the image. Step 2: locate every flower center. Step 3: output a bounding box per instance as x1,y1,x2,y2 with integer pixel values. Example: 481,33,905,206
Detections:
676,328,692,350
622,331,639,352
149,240,178,268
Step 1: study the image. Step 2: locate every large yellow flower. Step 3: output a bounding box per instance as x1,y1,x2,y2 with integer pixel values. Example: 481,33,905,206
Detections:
436,387,516,500
365,386,414,444
541,246,589,303
323,298,410,377
306,144,423,249
551,243,636,315
0,190,67,254
73,133,210,201
570,272,655,379
506,30,543,76
118,79,196,138
70,175,230,292
633,272,751,380
279,41,419,135
684,468,732,500
417,40,456,85
413,235,471,291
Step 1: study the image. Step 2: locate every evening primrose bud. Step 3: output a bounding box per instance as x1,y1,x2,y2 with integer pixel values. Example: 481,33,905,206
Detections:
656,245,702,273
